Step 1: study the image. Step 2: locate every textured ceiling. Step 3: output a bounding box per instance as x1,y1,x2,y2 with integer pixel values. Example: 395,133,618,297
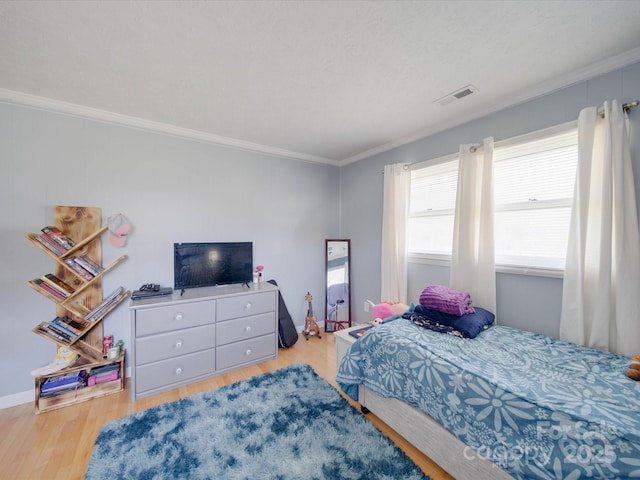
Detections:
1,1,640,164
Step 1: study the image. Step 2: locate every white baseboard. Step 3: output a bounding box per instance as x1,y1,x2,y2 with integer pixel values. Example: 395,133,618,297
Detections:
0,390,33,409
0,366,132,410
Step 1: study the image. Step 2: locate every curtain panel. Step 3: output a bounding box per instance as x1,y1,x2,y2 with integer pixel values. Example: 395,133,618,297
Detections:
450,137,497,314
560,100,640,357
381,163,411,303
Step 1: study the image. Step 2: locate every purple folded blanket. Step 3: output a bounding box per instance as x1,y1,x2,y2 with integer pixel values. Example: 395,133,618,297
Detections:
419,285,475,316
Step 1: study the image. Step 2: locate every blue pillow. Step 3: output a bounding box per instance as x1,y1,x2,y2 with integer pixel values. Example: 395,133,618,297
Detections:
406,305,495,339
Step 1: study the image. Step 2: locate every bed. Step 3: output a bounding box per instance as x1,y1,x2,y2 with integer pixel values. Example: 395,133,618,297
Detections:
336,316,640,480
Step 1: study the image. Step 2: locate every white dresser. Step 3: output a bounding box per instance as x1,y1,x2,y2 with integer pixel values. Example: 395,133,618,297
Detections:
129,283,278,401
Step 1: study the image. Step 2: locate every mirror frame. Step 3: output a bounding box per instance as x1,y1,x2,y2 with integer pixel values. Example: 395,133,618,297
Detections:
325,239,351,332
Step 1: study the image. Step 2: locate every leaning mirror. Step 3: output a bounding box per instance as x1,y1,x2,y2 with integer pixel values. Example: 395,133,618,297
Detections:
325,239,351,332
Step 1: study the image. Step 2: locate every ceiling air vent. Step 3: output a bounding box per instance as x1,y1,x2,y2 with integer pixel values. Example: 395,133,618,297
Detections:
434,84,478,106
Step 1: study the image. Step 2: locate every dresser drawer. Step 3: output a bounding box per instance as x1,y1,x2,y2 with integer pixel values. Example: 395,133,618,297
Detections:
217,291,275,321
216,313,275,346
135,349,215,394
136,300,215,336
216,334,276,371
136,324,215,365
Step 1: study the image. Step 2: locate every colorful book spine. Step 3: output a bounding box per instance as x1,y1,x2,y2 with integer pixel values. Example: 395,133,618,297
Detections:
32,279,67,300
36,322,71,343
34,234,65,256
37,277,70,299
41,226,75,250
49,317,80,338
45,323,75,341
63,258,94,280
84,287,125,321
55,316,87,333
41,274,75,295
41,370,85,392
73,255,104,276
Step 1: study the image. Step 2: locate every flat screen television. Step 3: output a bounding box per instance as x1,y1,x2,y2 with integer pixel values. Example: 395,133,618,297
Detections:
174,242,253,291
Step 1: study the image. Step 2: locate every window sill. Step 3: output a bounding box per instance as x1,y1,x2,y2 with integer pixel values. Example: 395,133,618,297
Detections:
408,253,564,279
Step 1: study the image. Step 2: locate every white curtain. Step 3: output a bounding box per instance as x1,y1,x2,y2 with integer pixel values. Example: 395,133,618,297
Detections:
381,163,411,303
450,137,496,313
560,100,640,357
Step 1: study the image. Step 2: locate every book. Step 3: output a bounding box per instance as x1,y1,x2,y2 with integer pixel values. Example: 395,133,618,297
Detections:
36,322,71,343
37,277,70,299
44,322,76,341
40,233,70,253
84,286,125,321
88,369,119,386
348,326,374,339
73,254,104,276
50,317,81,337
41,370,86,392
34,234,65,256
41,274,75,296
57,315,89,332
41,226,75,250
89,363,120,377
64,258,94,280
31,279,67,300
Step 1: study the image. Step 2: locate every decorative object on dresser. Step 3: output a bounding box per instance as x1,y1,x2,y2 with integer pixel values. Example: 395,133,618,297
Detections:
86,364,430,480
303,292,321,340
129,282,279,401
25,206,129,414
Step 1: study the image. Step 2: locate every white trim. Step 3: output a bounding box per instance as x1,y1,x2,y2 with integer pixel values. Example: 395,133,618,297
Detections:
408,252,451,267
410,152,459,171
495,264,563,279
0,88,339,167
0,390,33,409
410,120,577,171
408,253,564,279
342,46,640,165
1,46,638,167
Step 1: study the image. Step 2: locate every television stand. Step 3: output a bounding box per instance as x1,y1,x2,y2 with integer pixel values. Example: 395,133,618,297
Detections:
242,281,250,288
129,282,279,401
180,288,186,296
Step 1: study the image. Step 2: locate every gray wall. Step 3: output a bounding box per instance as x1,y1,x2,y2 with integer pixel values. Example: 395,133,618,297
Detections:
341,62,640,338
3,60,640,404
0,104,340,399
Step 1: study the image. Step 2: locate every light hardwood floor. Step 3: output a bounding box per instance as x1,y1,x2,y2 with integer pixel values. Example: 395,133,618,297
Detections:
0,332,454,480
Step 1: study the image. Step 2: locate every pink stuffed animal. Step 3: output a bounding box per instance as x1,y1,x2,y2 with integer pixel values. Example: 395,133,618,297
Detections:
371,302,409,326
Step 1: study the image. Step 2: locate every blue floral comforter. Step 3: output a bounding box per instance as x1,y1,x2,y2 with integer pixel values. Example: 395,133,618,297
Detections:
337,320,640,479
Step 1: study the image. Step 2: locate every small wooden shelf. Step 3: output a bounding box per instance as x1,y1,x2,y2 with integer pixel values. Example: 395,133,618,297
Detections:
26,206,129,413
34,352,125,414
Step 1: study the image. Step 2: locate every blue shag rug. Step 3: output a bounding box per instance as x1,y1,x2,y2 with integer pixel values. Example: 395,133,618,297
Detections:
86,363,430,480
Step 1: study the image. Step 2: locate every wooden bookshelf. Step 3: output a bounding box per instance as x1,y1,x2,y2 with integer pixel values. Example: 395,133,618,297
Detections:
26,206,129,413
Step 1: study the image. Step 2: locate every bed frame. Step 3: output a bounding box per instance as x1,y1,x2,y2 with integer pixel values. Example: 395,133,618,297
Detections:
358,385,514,480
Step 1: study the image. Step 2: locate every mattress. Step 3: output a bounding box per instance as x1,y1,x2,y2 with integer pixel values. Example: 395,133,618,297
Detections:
336,320,640,479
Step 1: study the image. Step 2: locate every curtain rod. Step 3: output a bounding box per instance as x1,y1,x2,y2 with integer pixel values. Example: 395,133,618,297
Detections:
408,101,639,167
468,101,639,150
599,99,638,118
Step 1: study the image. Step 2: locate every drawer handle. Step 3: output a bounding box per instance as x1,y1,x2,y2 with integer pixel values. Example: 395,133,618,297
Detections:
175,367,183,375
175,313,184,321
244,325,252,333
175,340,183,349
245,302,253,310
245,348,252,356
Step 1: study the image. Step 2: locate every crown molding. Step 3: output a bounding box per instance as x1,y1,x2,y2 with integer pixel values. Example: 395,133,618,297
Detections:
341,46,640,165
0,88,339,166
2,46,639,167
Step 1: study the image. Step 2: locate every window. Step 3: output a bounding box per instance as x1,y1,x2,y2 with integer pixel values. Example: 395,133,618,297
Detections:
408,123,578,272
